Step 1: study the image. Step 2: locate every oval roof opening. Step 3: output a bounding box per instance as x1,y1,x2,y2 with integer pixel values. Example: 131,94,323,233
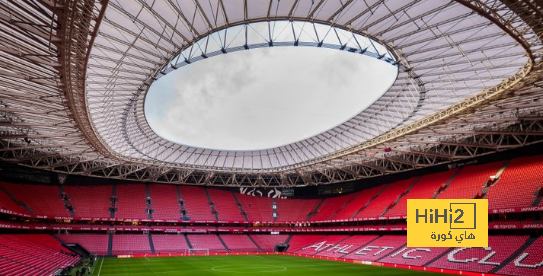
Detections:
145,46,396,151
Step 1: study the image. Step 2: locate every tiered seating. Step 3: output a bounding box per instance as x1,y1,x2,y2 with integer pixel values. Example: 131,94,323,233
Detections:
315,235,378,258
219,235,260,252
0,234,79,276
287,235,326,252
56,234,109,255
250,235,287,251
149,185,181,220
179,186,215,220
187,235,228,252
428,235,528,273
486,155,543,209
438,162,503,199
111,234,151,255
310,194,356,221
152,234,190,254
207,189,245,221
332,188,380,220
0,187,28,215
115,184,148,219
295,235,349,255
380,245,450,266
64,185,112,218
0,183,69,216
236,194,273,221
499,236,543,276
355,179,416,218
276,198,319,221
387,170,458,216
343,235,406,261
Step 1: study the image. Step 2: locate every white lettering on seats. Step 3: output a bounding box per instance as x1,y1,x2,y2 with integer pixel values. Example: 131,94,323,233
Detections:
403,248,431,259
514,253,543,268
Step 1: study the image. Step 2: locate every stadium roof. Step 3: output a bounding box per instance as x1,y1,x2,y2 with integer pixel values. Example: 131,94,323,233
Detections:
1,0,543,186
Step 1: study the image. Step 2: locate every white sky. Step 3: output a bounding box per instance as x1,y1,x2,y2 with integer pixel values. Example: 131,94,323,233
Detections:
144,46,397,151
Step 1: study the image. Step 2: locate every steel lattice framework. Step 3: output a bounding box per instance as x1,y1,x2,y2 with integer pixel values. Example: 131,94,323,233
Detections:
1,0,543,186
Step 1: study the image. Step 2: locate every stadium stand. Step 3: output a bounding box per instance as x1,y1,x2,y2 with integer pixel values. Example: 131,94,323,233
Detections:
187,234,228,252
149,184,182,220
427,235,529,273
380,246,451,267
286,235,327,252
179,186,216,221
343,235,406,261
310,194,357,221
0,234,79,276
0,185,29,215
219,235,260,252
152,234,190,254
115,185,148,219
56,234,109,255
63,185,112,218
111,234,152,255
236,193,274,221
386,169,458,216
295,235,350,255
498,236,543,276
250,235,288,251
437,162,504,200
314,235,379,258
0,183,69,217
486,155,543,209
355,179,416,218
275,198,320,221
332,187,383,220
207,189,246,221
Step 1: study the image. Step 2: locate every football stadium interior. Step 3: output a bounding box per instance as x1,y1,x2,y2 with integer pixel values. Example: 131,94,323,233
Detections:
1,0,543,275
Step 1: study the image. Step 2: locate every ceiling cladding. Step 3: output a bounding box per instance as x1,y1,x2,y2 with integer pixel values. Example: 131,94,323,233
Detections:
1,0,543,186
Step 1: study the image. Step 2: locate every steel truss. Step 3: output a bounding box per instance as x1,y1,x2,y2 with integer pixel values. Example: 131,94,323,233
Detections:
1,0,543,186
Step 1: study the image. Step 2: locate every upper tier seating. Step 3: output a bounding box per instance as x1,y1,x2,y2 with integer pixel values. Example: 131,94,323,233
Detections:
0,183,69,217
152,234,190,254
275,198,319,221
310,194,357,221
115,184,148,219
386,169,458,216
219,235,260,252
332,187,382,220
111,234,151,255
64,185,112,218
498,236,543,276
236,194,273,221
0,187,28,215
179,186,215,221
355,178,417,218
207,189,245,221
438,161,503,200
428,235,528,273
149,185,181,220
0,234,79,276
250,235,288,251
486,155,543,209
56,234,109,255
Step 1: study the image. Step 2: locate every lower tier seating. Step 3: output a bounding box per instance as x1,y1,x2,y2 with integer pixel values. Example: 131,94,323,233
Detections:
37,233,543,276
0,234,79,276
57,234,109,255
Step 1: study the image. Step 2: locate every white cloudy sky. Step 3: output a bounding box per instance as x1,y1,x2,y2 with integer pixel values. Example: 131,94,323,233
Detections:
144,46,397,151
